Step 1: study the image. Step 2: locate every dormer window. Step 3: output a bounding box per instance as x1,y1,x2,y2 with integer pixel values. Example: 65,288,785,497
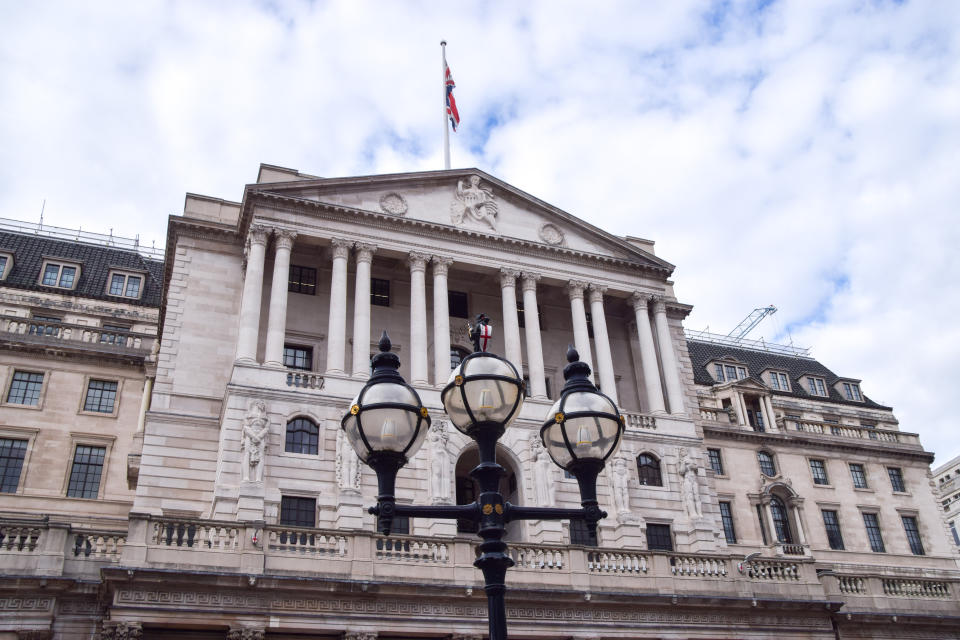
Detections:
841,382,863,402
768,371,790,391
0,252,13,280
714,363,747,382
806,377,827,397
106,270,144,299
40,260,80,290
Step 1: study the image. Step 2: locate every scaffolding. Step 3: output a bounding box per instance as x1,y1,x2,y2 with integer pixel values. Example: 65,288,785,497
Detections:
0,217,164,261
685,328,811,358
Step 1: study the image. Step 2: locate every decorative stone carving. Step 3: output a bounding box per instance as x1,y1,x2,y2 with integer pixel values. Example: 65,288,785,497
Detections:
407,251,429,272
330,237,352,260
343,632,377,640
609,450,635,523
17,631,53,640
337,428,361,493
227,629,265,640
538,222,565,245
100,622,142,640
499,267,519,288
531,437,555,507
241,400,269,483
379,192,408,216
678,447,703,520
451,175,498,231
567,279,587,300
273,228,297,251
428,421,452,504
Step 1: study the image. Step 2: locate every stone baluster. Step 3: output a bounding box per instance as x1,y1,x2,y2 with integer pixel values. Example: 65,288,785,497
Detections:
652,297,685,414
351,243,377,378
408,252,430,385
325,238,352,374
629,293,665,413
499,268,523,372
521,273,547,399
567,280,595,383
263,229,297,367
588,285,617,403
432,257,454,385
235,225,269,363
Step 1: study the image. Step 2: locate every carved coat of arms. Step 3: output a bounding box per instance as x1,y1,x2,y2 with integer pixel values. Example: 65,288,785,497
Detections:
451,175,498,231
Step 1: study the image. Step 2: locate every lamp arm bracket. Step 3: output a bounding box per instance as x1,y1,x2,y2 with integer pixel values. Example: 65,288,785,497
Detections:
369,502,480,520
502,503,589,523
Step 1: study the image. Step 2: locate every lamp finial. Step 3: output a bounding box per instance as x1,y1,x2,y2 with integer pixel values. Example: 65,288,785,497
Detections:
566,344,579,363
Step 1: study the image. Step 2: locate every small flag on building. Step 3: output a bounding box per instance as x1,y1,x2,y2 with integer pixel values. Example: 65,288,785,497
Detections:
445,60,460,131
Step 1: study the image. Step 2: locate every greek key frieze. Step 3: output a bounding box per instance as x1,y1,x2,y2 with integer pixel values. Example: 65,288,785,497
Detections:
0,597,53,611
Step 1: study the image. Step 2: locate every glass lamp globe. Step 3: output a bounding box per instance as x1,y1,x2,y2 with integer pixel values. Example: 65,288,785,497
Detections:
441,351,524,437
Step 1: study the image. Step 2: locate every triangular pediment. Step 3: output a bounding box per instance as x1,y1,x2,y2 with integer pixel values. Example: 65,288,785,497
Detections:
247,167,672,273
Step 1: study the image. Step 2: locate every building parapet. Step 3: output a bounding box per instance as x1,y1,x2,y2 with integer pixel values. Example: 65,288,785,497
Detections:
0,317,155,362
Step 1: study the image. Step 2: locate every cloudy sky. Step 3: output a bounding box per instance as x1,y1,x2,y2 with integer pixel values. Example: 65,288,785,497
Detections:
1,1,958,463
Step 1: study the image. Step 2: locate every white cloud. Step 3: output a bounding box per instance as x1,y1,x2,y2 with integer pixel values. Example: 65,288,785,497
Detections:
1,0,958,463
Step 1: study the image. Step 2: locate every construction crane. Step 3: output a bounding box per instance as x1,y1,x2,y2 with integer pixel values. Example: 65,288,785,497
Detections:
727,305,777,340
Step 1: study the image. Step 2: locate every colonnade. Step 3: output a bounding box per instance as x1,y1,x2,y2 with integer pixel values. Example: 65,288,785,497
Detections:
235,227,687,414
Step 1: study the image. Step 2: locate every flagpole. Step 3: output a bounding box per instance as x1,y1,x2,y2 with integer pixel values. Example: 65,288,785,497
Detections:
441,40,450,170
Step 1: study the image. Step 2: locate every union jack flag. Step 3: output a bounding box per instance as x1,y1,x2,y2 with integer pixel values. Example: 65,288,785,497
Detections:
445,61,460,131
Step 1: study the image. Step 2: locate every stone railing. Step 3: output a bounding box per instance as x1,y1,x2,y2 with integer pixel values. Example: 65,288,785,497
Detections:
837,575,866,594
791,419,920,446
821,572,960,612
510,544,564,570
741,559,801,581
0,524,42,552
269,527,348,557
285,371,324,390
623,412,656,431
0,318,154,356
586,550,647,574
670,554,728,577
151,518,241,550
374,535,446,563
0,519,128,577
882,578,951,598
72,531,126,561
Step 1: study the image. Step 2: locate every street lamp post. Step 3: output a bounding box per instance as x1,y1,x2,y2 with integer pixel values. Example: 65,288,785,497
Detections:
342,327,625,640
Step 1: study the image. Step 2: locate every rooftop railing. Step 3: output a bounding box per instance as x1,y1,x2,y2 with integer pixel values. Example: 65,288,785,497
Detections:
0,217,164,261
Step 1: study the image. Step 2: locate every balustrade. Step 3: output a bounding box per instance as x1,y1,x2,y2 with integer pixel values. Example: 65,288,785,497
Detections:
586,550,647,574
151,519,239,550
375,535,446,563
837,575,865,594
882,578,951,598
790,419,917,445
0,525,41,552
742,559,800,581
269,527,348,557
509,545,564,570
623,412,656,431
73,532,125,560
1,318,152,353
670,555,728,577
285,371,324,389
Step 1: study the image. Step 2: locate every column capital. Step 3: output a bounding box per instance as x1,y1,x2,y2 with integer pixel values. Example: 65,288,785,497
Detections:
408,251,430,271
227,629,265,640
248,224,270,247
274,228,298,251
355,242,377,263
651,295,667,314
566,280,588,299
588,284,607,303
520,272,541,292
630,291,653,311
432,255,454,275
330,238,352,260
499,268,520,287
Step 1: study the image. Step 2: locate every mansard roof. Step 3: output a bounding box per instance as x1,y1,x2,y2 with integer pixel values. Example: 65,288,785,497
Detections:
0,230,163,307
686,339,889,410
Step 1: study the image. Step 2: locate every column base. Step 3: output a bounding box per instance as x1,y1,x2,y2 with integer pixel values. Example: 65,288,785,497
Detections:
352,372,370,380
234,356,259,365
325,368,346,375
262,360,285,369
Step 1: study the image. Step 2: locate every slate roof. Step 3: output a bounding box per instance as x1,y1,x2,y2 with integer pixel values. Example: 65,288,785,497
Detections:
686,339,889,410
0,230,163,307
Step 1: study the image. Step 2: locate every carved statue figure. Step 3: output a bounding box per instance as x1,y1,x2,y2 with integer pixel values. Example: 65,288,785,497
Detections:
451,175,498,231
531,438,555,507
337,429,361,492
428,421,452,504
467,313,493,352
610,454,631,516
241,400,269,483
678,447,703,519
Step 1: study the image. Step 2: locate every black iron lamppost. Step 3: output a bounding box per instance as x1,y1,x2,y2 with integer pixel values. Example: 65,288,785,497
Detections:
342,327,624,640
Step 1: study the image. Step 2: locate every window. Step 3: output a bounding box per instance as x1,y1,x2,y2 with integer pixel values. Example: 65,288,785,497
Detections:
29,314,61,337
756,504,769,544
450,347,469,370
285,418,319,455
770,495,793,543
950,521,959,546
636,454,662,486
901,515,924,555
809,459,829,485
757,451,776,477
6,371,44,406
448,291,469,318
841,382,862,401
371,277,390,306
769,372,790,391
0,254,10,280
377,514,409,534
714,364,725,382
849,463,868,489
283,345,312,371
107,272,143,298
40,261,78,289
83,380,118,413
279,496,316,527
822,510,845,550
807,377,827,396
570,519,597,546
66,445,105,499
724,365,738,381
719,501,737,544
862,512,885,552
646,523,673,551
707,449,724,475
516,299,544,330
887,467,906,493
738,366,747,379
100,324,129,345
0,438,28,493
288,265,317,295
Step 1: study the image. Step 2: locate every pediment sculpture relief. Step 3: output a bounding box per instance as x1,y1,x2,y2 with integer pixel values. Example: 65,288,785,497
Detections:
538,222,565,246
451,175,498,231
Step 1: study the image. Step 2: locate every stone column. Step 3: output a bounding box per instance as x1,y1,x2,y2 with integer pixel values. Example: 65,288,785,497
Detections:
629,293,666,414
408,252,430,385
499,268,523,371
432,257,454,385
263,229,297,367
653,297,685,415
734,392,749,427
567,280,595,383
520,273,547,399
351,243,376,378
325,238,352,374
588,285,617,403
791,499,809,545
235,225,269,363
763,395,778,432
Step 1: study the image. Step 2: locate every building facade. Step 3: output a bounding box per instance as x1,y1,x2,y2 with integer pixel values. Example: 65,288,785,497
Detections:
1,167,958,639
933,455,960,548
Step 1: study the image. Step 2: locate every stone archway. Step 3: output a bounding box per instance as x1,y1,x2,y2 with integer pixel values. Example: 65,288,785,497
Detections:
454,443,523,542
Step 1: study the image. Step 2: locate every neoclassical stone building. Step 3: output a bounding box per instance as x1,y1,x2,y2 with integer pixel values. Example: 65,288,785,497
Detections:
1,166,958,639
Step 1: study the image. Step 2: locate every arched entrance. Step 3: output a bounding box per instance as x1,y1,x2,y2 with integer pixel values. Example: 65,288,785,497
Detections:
455,444,522,541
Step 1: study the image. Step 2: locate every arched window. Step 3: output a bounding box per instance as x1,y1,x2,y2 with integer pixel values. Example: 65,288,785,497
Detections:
770,495,793,543
757,451,776,476
450,347,470,370
636,454,662,486
285,417,319,455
